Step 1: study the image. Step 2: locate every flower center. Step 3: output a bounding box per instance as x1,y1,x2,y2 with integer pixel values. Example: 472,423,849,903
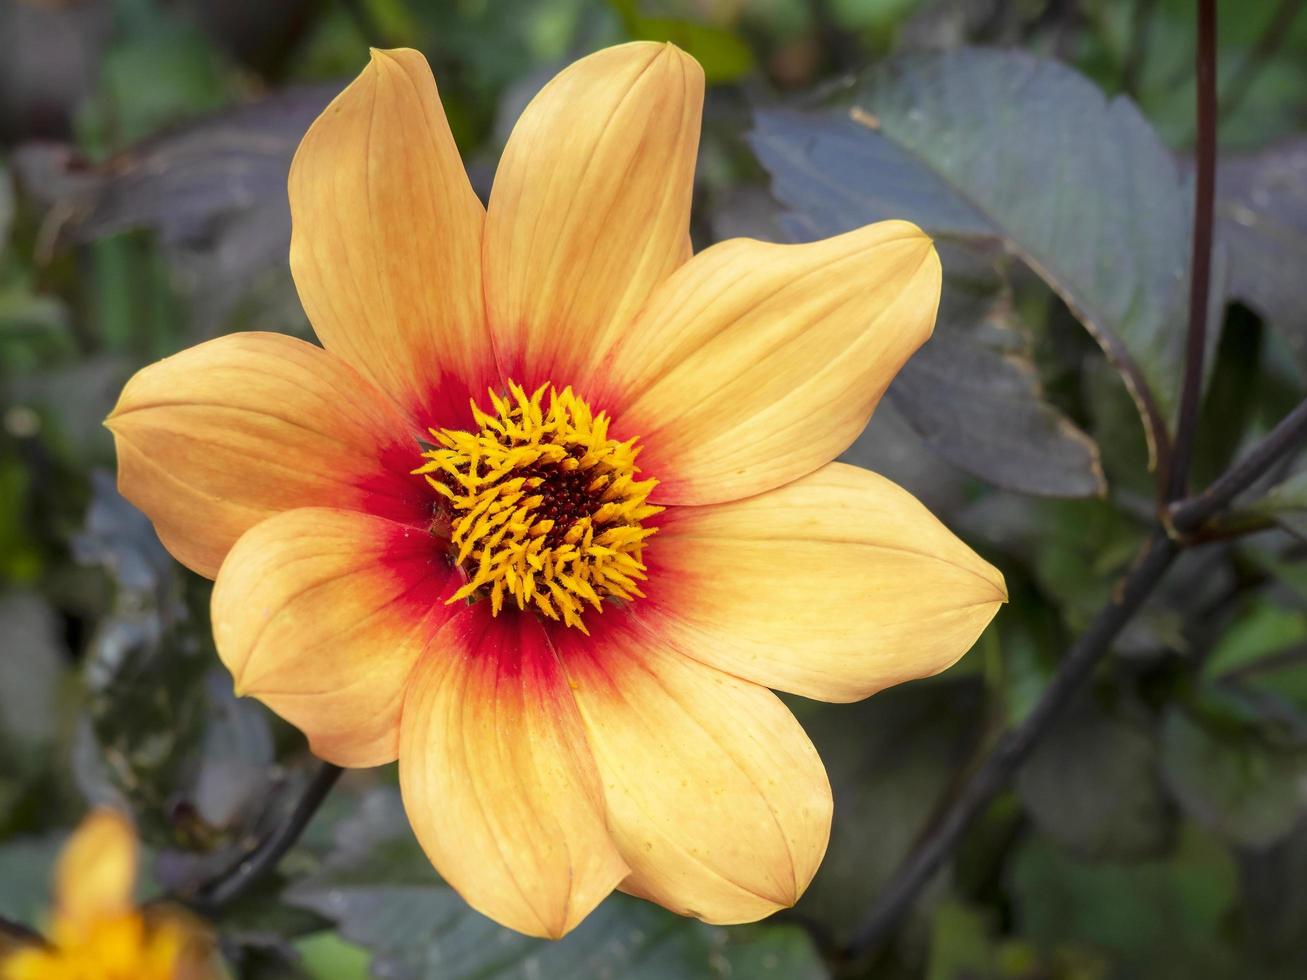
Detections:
415,383,662,632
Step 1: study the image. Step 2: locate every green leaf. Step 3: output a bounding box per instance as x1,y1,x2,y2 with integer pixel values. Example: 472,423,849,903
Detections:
1082,355,1154,497
926,901,1067,980
76,475,209,832
1212,138,1307,378
73,472,278,856
1010,826,1241,978
1249,468,1307,541
0,166,12,252
986,594,1056,728
222,945,312,980
0,591,64,753
88,21,229,148
627,18,754,83
885,245,1105,497
1239,819,1307,970
215,873,332,945
285,790,828,980
55,84,336,251
1160,706,1307,849
0,296,74,373
22,83,335,345
1018,696,1170,859
609,0,754,83
0,835,60,926
1083,0,1307,149
926,901,996,980
1203,604,1307,680
0,591,66,829
295,932,372,980
752,48,1213,462
827,0,918,35
0,460,42,583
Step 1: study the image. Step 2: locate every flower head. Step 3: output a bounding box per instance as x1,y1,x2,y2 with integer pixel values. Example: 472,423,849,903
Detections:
0,810,218,980
106,42,1006,939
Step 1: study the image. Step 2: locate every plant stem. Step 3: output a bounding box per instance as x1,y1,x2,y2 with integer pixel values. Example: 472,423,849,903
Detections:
193,762,343,911
1166,0,1218,504
1170,396,1307,532
844,533,1177,960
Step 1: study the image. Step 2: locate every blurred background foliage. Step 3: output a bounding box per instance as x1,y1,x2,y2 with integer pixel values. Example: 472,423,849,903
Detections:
1,0,1307,977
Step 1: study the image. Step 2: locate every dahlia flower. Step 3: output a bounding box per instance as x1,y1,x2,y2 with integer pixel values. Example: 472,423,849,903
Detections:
0,810,216,979
108,42,1005,939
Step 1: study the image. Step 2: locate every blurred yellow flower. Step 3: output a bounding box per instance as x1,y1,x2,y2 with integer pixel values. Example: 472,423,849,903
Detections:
0,809,218,980
107,42,1005,938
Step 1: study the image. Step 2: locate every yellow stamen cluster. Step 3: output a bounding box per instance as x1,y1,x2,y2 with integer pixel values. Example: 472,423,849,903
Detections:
416,383,662,632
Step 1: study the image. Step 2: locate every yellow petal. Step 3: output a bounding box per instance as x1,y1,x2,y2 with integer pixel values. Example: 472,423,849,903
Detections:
107,332,426,579
289,48,491,426
399,607,626,939
652,462,1006,701
485,42,703,391
613,221,941,504
211,508,459,768
556,621,832,924
55,809,137,925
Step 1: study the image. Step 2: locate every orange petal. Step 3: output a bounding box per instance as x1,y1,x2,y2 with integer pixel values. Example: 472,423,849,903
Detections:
555,619,832,924
399,607,626,939
650,462,1006,701
55,809,137,925
612,221,941,504
211,508,459,768
289,48,492,427
106,332,426,579
485,42,703,392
